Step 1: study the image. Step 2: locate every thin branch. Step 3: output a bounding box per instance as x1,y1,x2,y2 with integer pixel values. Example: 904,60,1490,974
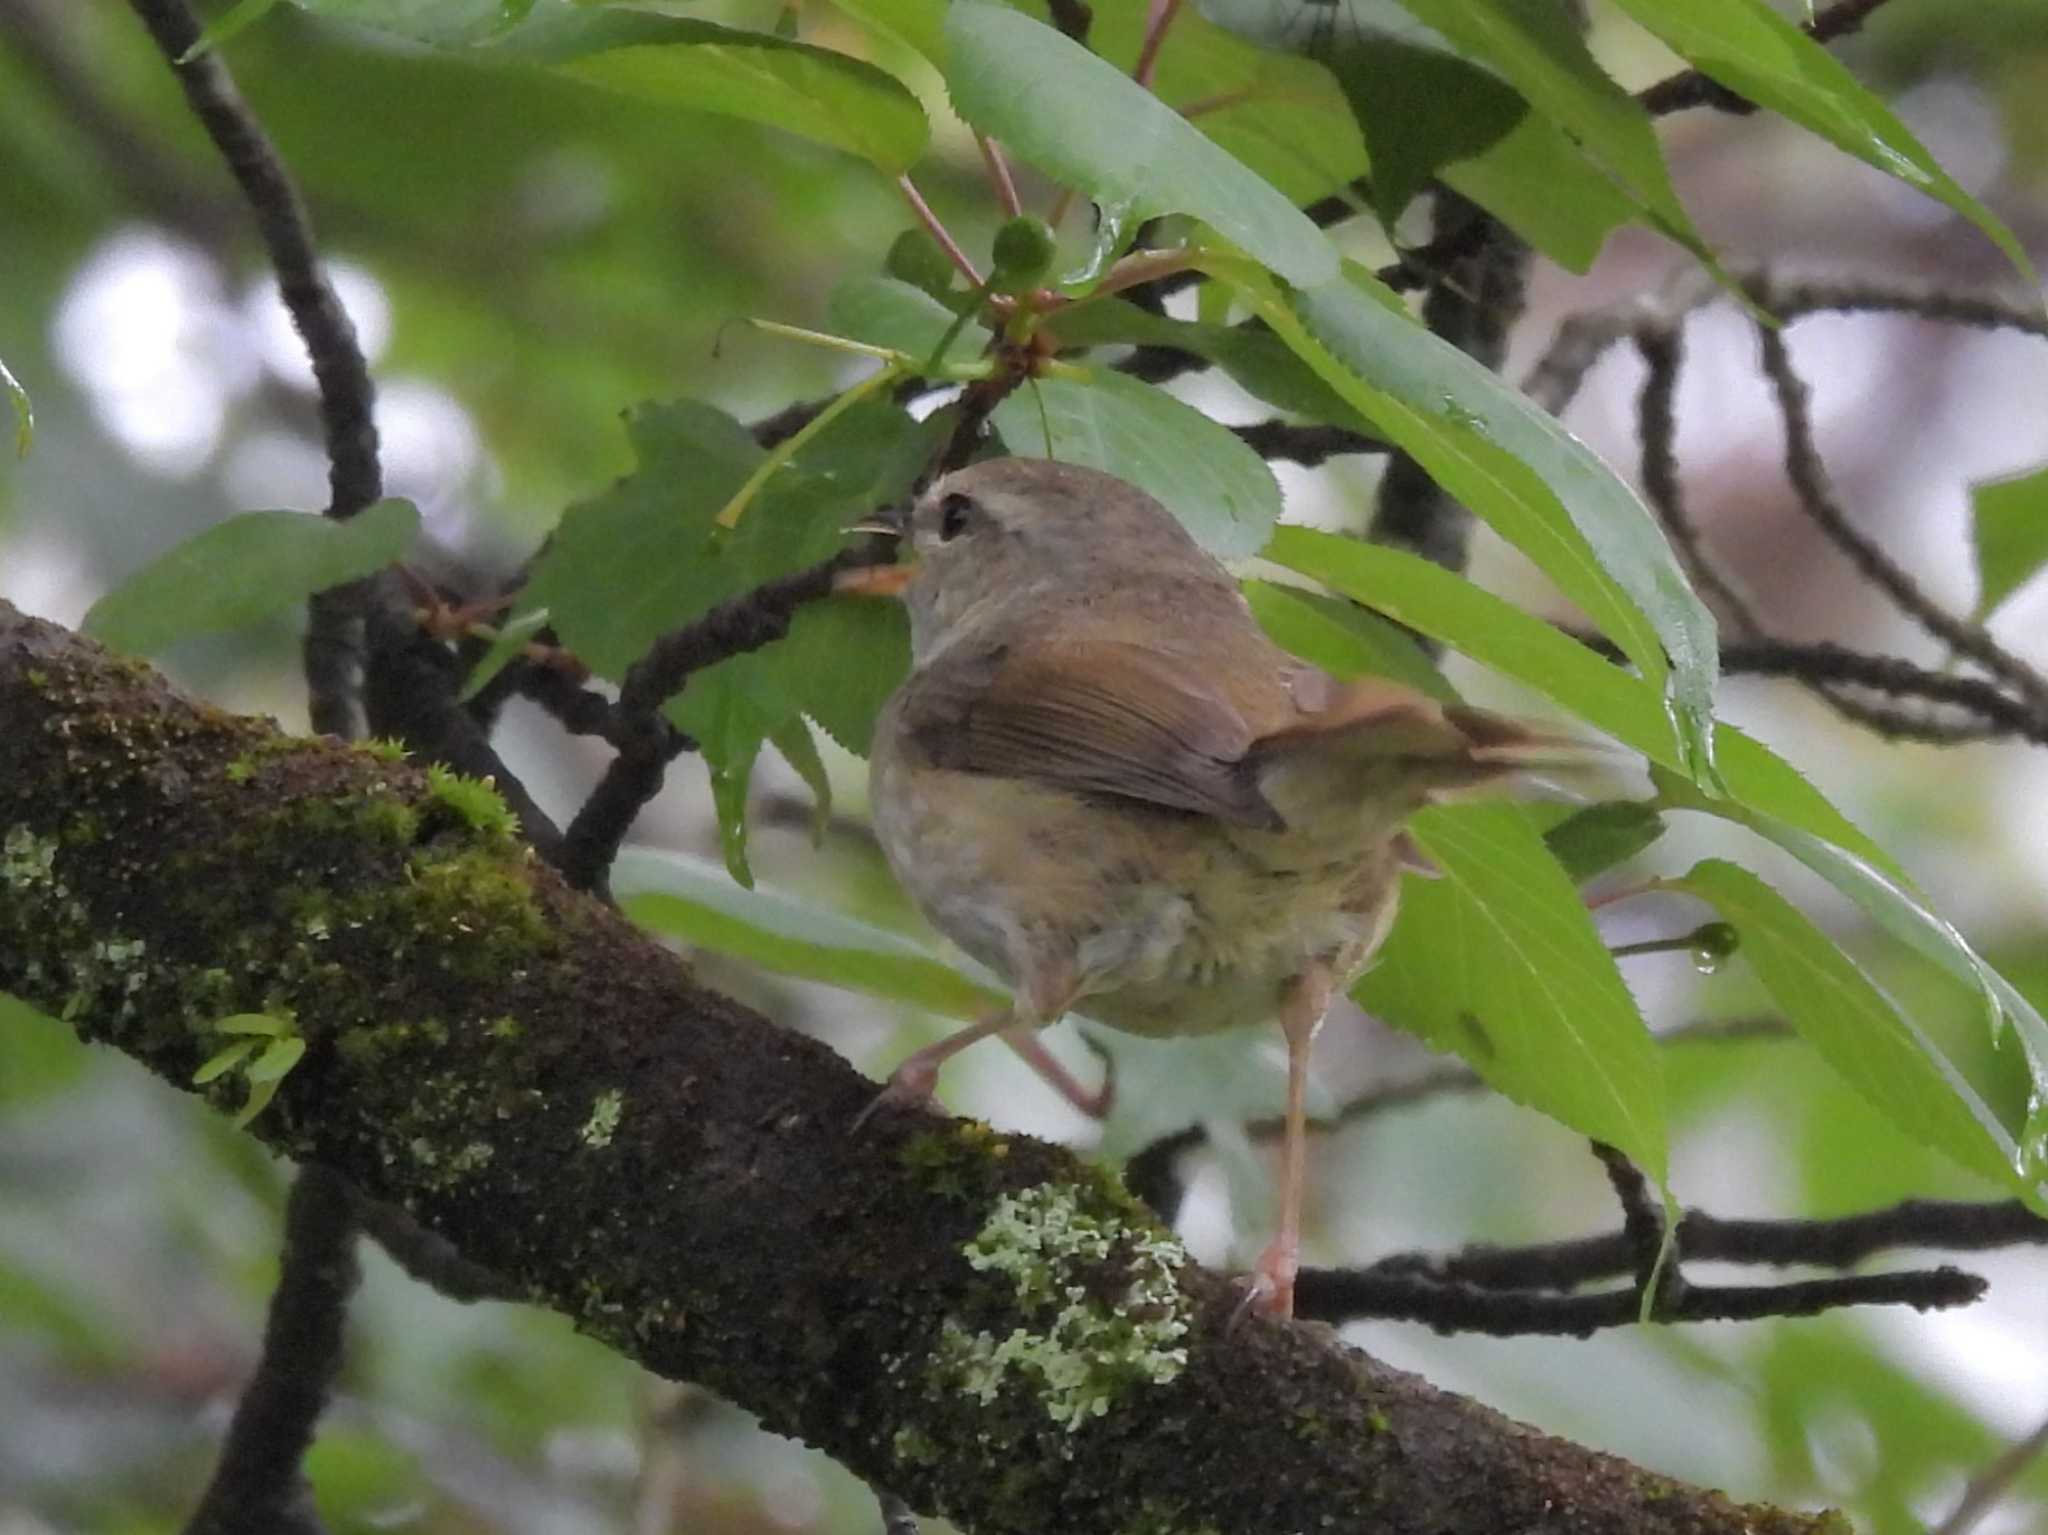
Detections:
1590,1142,1673,1307
1638,0,1897,117
1132,0,1183,91
124,0,381,741
349,1192,524,1305
1933,1411,2048,1535
1233,419,1390,465
182,1167,359,1535
976,134,1023,220
897,174,983,290
1752,309,2048,714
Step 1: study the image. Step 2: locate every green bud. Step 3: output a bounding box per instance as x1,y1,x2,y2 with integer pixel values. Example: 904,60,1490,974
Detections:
886,228,958,302
988,215,1057,296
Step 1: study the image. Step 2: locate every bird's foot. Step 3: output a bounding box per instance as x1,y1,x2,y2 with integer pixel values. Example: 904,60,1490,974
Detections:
1228,1241,1298,1330
850,1055,942,1133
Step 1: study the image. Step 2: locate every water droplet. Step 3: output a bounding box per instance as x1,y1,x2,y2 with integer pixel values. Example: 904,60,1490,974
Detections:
1439,396,1488,434
1688,921,1740,974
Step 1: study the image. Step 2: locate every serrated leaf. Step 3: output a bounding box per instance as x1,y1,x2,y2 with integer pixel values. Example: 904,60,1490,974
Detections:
826,0,945,65
1385,0,1725,276
193,1038,260,1085
491,7,929,171
769,715,833,845
1211,258,1720,780
83,499,420,657
781,594,910,758
1608,0,2036,287
615,847,1003,1018
1,354,31,456
1970,465,2048,620
943,2,1337,288
1355,800,1668,1180
1543,801,1667,885
827,277,988,367
1241,580,1453,701
988,370,1281,560
1668,859,2022,1192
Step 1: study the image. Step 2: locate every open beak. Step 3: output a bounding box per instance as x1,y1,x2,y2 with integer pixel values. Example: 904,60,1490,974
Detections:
833,561,918,598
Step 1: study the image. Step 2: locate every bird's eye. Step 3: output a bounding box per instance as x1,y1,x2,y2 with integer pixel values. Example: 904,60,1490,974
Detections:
938,493,975,542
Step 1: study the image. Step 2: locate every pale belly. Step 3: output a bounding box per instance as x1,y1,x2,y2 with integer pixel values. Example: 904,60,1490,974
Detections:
871,753,1402,1038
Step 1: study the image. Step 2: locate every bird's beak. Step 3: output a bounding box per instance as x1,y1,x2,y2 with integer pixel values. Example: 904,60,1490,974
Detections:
833,561,918,598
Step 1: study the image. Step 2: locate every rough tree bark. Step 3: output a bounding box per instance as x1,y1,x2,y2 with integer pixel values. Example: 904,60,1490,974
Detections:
0,599,1843,1535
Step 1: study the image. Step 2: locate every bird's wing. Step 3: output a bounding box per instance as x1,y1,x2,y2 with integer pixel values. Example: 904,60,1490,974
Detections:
894,634,1287,829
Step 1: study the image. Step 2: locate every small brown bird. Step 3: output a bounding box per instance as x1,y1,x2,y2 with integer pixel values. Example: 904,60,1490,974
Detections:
843,458,1575,1319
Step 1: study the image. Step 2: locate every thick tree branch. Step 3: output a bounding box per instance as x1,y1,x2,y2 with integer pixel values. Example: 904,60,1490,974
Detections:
0,600,1834,1535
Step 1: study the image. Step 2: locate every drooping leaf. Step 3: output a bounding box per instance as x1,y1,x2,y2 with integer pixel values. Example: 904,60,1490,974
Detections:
1543,800,1668,885
490,7,929,172
1212,257,1720,780
1355,800,1668,1181
943,2,1338,288
989,369,1282,560
1384,0,1725,275
1969,465,2048,620
769,715,833,845
83,499,420,657
1667,859,2023,1192
1607,0,2037,287
615,847,1003,1019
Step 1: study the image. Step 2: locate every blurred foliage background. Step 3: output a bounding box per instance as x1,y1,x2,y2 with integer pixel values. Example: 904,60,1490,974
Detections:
3,0,2048,1531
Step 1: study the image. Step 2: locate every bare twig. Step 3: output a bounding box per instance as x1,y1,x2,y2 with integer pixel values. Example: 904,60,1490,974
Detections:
1933,1411,2048,1535
897,174,983,290
124,0,381,740
182,1167,359,1535
1233,419,1389,465
1132,0,1183,90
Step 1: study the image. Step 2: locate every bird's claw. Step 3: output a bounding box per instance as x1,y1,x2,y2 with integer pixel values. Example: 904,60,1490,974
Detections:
849,1060,941,1133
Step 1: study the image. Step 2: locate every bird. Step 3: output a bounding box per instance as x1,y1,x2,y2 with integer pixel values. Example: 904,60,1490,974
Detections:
838,457,1582,1319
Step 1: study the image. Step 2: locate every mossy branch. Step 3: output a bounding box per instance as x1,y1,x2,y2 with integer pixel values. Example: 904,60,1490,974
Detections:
0,599,1836,1535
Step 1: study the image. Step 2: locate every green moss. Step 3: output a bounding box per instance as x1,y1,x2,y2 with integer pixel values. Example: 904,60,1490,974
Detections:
582,1089,624,1148
358,737,409,763
930,1183,1190,1432
891,1425,940,1467
424,763,520,841
898,1120,1012,1201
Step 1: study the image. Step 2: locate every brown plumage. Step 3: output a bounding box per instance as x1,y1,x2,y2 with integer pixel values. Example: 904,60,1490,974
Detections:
853,458,1581,1318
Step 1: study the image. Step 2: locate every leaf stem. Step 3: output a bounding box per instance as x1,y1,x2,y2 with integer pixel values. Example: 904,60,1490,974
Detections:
716,363,902,529
1132,0,1183,90
976,134,1024,219
896,174,983,289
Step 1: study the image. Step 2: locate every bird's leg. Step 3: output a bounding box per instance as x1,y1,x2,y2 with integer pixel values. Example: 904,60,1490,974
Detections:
1243,963,1334,1322
1000,1027,1115,1118
851,1006,1018,1131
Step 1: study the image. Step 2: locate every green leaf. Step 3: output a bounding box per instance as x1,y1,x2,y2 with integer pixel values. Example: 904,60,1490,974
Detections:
246,1034,308,1083
457,605,552,703
1241,580,1453,701
193,1038,260,1085
1606,0,2037,287
1214,258,1721,780
769,715,833,845
1,353,30,456
1666,859,2022,1191
826,0,945,65
491,8,929,172
615,847,1003,1019
83,499,420,657
1043,298,1375,433
211,1012,291,1037
1969,465,2048,619
827,277,988,367
1385,0,1724,275
781,595,910,758
943,2,1338,288
231,1076,283,1129
989,369,1281,560
1543,800,1667,885
181,0,287,57
272,0,515,46
1355,801,1668,1180
1436,101,1638,273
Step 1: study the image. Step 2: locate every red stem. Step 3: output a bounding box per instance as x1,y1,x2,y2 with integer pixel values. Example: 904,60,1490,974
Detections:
1133,0,1184,90
977,134,1024,220
896,174,983,289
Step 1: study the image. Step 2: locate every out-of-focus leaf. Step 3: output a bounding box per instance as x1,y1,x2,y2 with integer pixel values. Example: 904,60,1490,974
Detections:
769,715,832,845
1543,800,1667,885
615,847,1002,1018
1667,859,2021,1191
1609,0,2037,286
182,0,287,57
1356,801,1668,1180
943,2,1337,288
989,369,1281,560
828,276,988,366
1,353,30,456
0,1260,123,1366
0,993,86,1104
1214,258,1720,781
457,605,552,702
272,0,514,46
1241,580,1453,700
82,500,419,657
1385,0,1724,275
1436,102,1638,273
827,0,945,65
1969,465,2048,619
491,7,929,172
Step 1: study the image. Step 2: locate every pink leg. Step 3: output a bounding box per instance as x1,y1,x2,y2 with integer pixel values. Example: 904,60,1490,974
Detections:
1002,1027,1115,1119
1241,965,1333,1323
852,1007,1017,1131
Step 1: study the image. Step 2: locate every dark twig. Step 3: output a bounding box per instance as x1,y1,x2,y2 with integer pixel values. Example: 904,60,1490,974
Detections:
1233,419,1390,465
1753,309,2048,714
350,1192,524,1305
1933,1411,2048,1535
876,1487,922,1535
1295,1264,1983,1337
182,1167,359,1535
124,0,381,741
1590,1142,1675,1308
1638,0,1896,117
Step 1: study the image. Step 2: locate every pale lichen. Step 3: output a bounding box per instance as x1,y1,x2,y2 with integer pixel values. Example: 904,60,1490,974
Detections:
934,1182,1190,1433
582,1089,624,1148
